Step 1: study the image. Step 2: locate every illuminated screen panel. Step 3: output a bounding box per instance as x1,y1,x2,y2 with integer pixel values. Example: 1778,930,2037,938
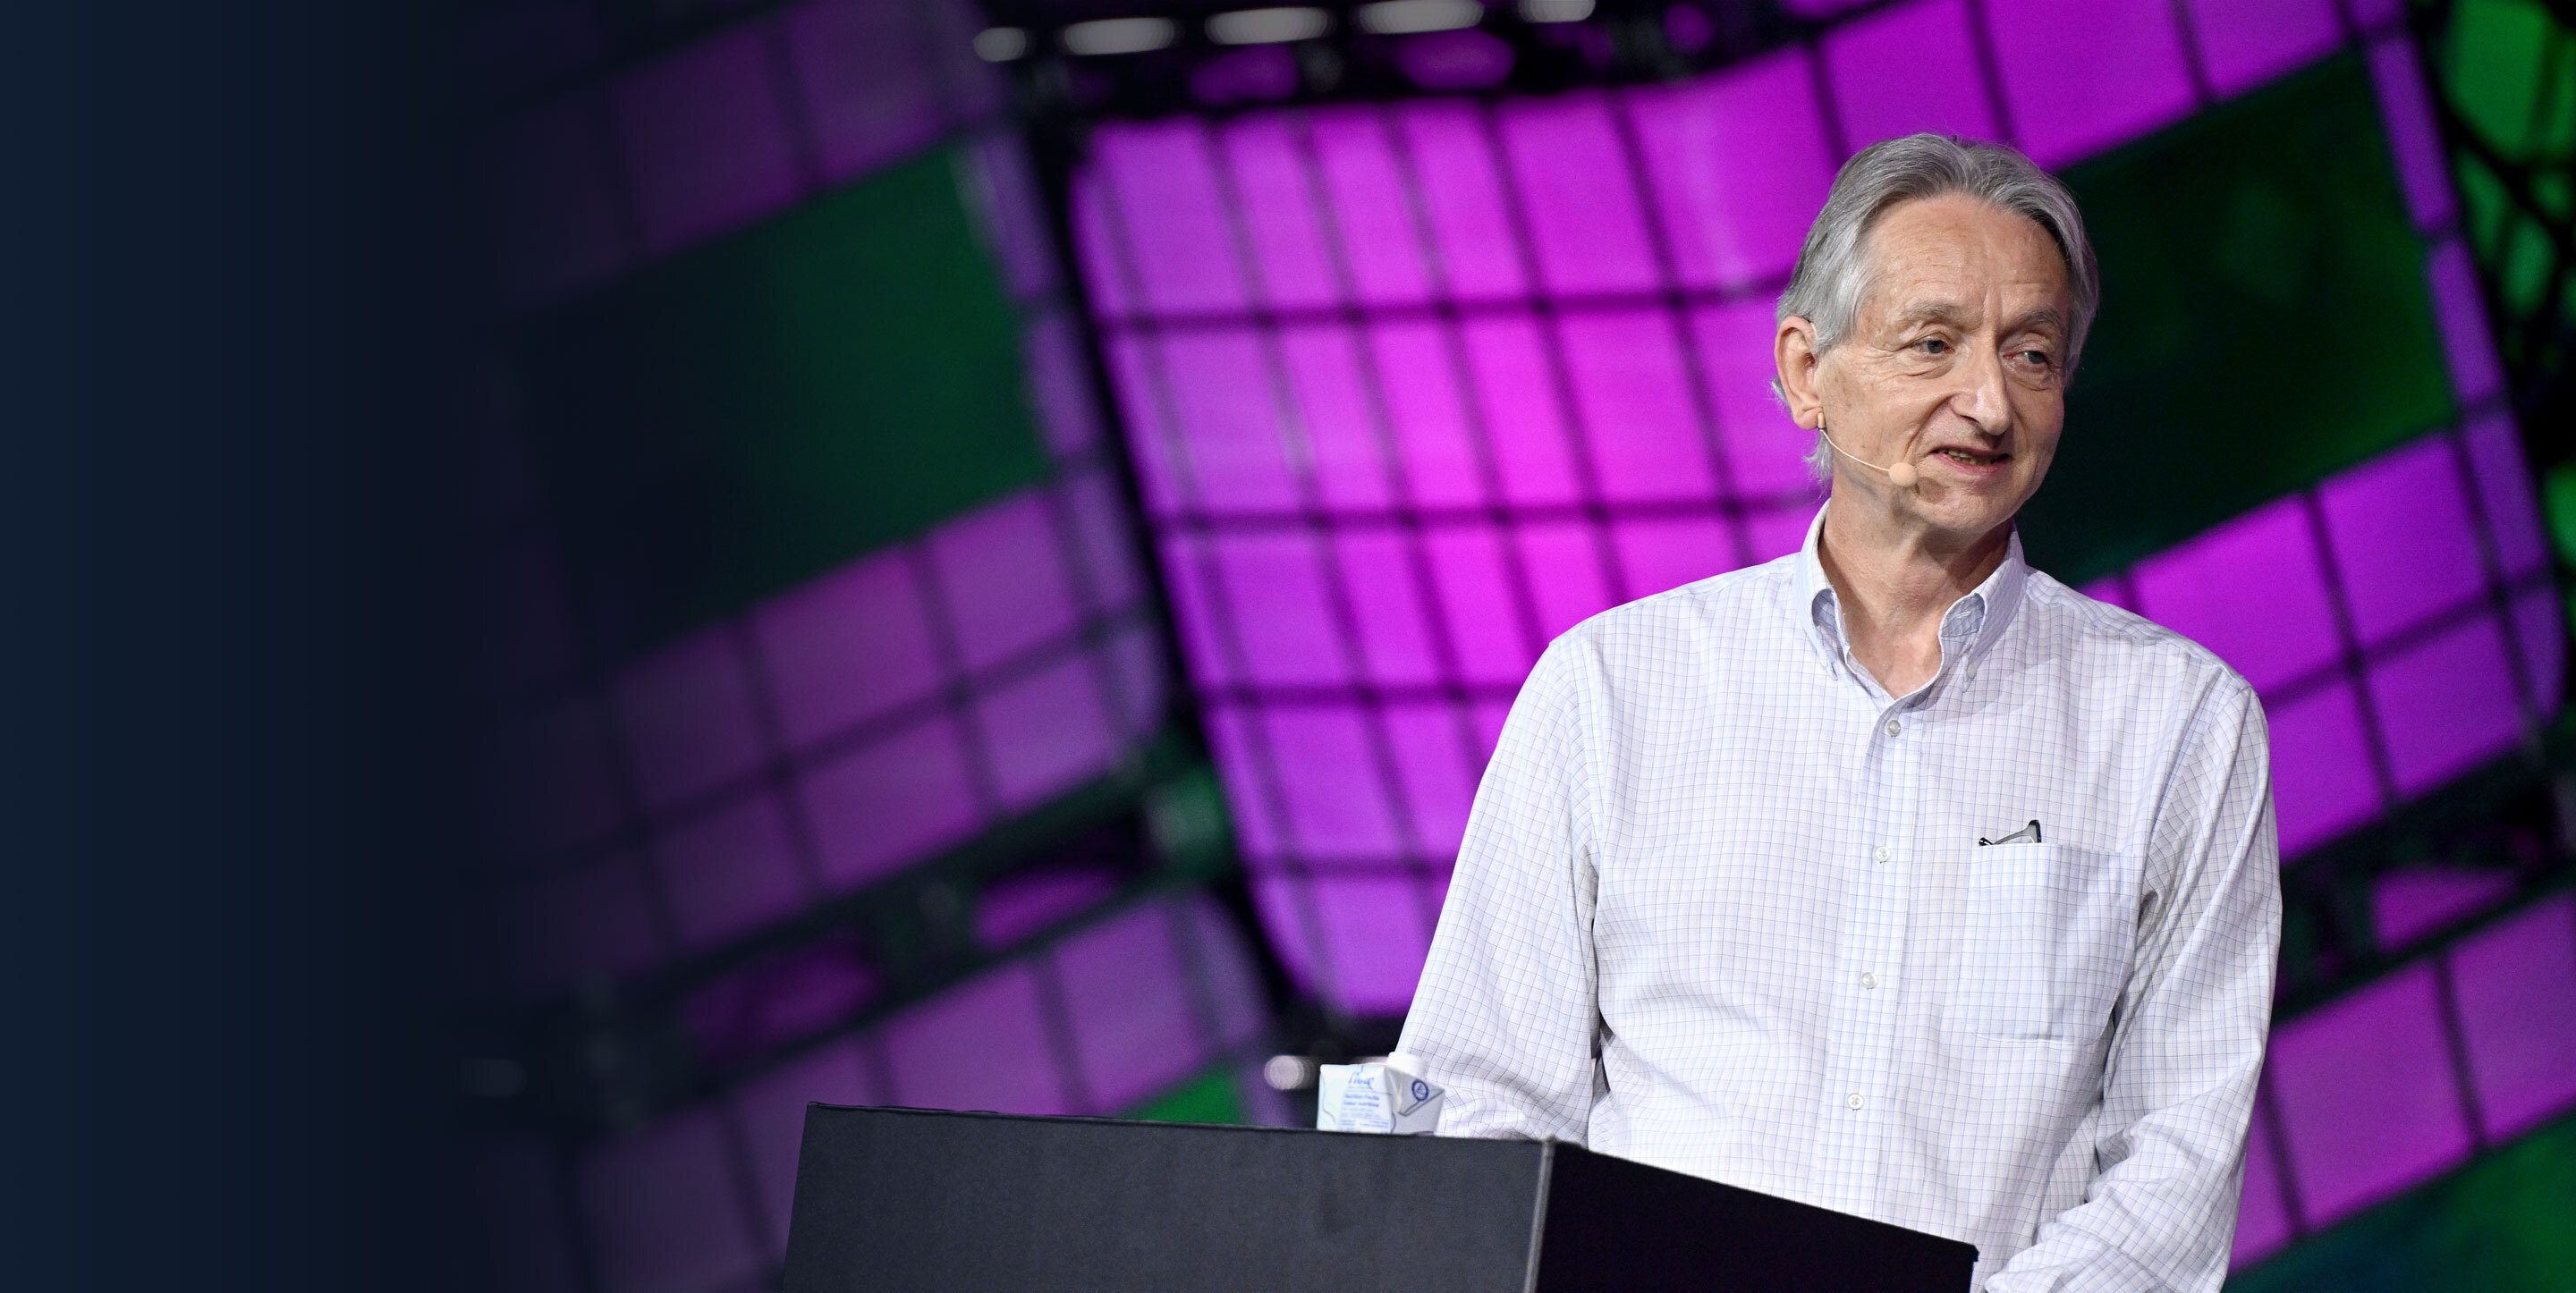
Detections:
479,0,996,311
2240,891,2576,1269
2374,868,2519,950
2233,1095,2297,1267
474,469,1167,1002
472,21,1166,1002
2026,53,2459,583
1074,3,2555,1015
2449,895,2576,1139
2102,417,2560,858
470,892,1275,1292
2269,964,2478,1228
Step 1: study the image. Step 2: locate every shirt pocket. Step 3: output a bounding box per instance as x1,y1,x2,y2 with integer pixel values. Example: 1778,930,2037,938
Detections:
1963,841,2138,1043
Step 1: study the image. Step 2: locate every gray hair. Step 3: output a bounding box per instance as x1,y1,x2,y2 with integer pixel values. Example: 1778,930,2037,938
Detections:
1779,131,2099,397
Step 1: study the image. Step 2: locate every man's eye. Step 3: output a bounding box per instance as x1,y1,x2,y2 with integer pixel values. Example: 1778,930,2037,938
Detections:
2016,349,2054,367
1915,337,1949,356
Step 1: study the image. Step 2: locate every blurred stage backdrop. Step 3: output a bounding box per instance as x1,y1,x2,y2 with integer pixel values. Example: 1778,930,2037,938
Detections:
451,0,2575,1289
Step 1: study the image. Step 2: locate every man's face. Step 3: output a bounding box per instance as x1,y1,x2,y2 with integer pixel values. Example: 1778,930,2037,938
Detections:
1809,193,2073,539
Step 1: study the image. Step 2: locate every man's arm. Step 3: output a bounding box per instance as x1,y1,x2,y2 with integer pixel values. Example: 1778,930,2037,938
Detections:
1988,676,2283,1293
1395,637,1603,1143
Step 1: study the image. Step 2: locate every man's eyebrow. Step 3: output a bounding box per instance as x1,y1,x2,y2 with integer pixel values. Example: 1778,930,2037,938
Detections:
2004,305,2068,337
1886,302,2068,335
1888,301,1973,329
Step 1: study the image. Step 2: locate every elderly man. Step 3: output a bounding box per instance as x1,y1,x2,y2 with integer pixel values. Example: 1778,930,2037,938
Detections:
1396,134,2281,1291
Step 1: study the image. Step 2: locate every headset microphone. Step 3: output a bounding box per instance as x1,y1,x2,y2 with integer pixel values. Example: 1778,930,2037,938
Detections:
1818,426,1919,488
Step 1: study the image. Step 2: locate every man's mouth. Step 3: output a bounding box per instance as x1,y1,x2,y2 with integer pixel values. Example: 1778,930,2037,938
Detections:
1932,447,2009,467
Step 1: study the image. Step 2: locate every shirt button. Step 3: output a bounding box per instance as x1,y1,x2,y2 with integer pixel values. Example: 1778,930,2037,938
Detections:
1884,718,1902,737
1872,845,1890,863
1860,972,1878,990
1846,1093,1865,1111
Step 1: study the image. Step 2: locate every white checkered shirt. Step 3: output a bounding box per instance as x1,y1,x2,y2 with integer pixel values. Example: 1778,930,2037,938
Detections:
1399,506,2282,1292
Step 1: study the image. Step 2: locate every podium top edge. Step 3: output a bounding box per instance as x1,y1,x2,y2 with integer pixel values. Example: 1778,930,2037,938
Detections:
802,1103,1572,1144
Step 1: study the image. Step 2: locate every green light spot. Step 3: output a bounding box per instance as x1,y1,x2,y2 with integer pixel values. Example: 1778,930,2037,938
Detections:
1123,1065,1250,1126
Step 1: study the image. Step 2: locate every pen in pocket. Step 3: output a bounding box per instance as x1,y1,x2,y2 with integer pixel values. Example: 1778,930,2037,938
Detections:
1978,820,2042,846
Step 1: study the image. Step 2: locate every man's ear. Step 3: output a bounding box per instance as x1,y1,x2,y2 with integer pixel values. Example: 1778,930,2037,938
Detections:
1775,317,1824,431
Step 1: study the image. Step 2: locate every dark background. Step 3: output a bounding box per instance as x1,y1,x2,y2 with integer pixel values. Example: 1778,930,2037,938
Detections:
4,2,2570,1289
0,3,462,1287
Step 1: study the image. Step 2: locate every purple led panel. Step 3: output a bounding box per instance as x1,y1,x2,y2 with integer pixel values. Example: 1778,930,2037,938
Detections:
474,892,1280,1292
1821,0,1999,150
480,0,1001,308
876,892,1269,1117
477,471,1166,1002
975,866,1124,950
608,27,803,257
681,933,881,1069
883,961,1079,1115
1077,4,2555,1013
2183,0,2343,99
472,0,1170,1004
1084,62,1842,1012
733,1038,879,1255
2268,964,2476,1226
2232,887,2576,1267
1983,0,2197,167
786,0,999,187
1628,49,1839,294
2231,1085,2296,1267
473,134,1160,996
2123,426,2560,859
2450,894,2576,1138
2373,868,2519,949
1055,900,1233,1110
654,791,809,951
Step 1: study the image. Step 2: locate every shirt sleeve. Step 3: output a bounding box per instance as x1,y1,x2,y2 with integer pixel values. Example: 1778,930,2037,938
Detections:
1395,634,1604,1144
1987,674,2284,1293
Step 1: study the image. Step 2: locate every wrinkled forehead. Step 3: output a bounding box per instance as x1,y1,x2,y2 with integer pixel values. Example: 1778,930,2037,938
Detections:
1856,195,2073,325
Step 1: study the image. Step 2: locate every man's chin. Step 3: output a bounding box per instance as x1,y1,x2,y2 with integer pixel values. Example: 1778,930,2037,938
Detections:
1909,494,2027,544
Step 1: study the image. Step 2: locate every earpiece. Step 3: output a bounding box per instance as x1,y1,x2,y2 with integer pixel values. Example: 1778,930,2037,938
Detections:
1818,425,1918,488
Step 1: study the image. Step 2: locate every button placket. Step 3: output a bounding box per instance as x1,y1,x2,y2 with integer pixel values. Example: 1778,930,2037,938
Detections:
1848,686,1926,1203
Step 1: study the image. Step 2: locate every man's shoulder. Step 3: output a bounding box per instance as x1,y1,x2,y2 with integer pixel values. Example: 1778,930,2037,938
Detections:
1555,553,1799,655
1535,548,1803,680
2019,570,2256,701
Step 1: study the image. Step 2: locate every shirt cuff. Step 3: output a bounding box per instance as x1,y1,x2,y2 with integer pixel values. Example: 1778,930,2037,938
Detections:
1982,1230,2179,1293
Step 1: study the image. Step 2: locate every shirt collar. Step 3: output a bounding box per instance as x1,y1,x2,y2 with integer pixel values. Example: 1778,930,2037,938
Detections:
1795,502,2029,681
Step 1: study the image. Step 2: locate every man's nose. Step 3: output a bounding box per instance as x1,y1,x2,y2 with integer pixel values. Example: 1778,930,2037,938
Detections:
1948,338,2011,434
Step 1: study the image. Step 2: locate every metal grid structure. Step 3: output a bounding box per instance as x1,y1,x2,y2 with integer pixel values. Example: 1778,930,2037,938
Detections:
436,0,2576,1287
458,3,1294,1289
2240,886,2576,1260
1072,0,2559,1018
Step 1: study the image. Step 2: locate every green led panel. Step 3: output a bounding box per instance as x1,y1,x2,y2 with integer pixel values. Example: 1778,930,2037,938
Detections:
2020,54,2456,584
2228,1113,2576,1293
2438,0,2572,380
2441,0,2575,164
511,146,1051,662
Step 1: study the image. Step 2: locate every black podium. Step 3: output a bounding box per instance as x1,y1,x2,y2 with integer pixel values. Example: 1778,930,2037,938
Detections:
782,1104,1977,1291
